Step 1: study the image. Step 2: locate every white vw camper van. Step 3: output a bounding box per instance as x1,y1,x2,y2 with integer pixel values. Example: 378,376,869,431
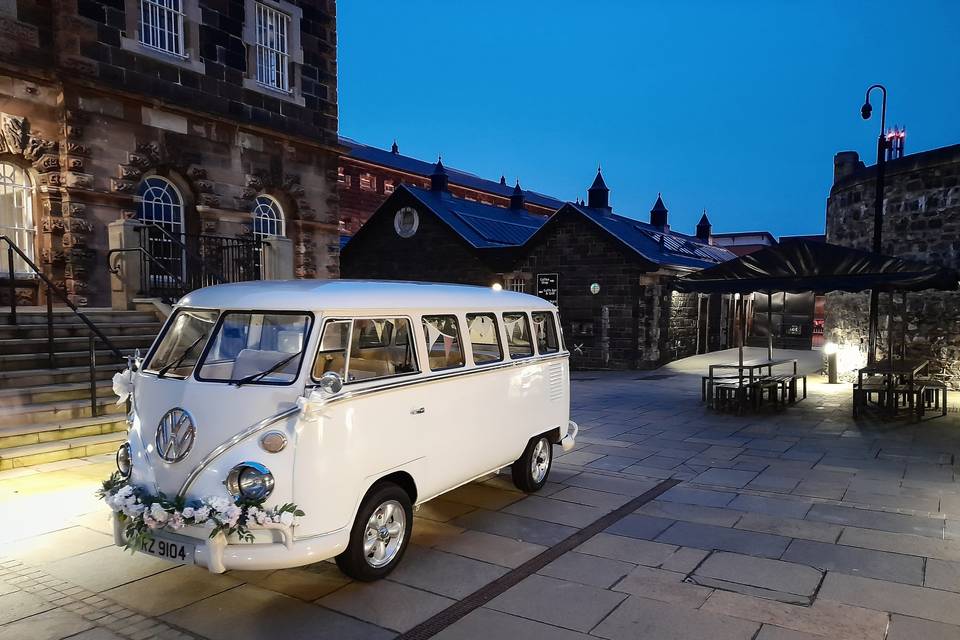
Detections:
106,280,576,580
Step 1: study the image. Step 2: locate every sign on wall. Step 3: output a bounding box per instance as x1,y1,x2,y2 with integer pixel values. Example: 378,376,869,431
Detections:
536,273,559,305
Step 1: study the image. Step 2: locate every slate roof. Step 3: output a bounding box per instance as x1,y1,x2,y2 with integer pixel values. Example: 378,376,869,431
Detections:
567,203,735,269
404,185,546,249
340,136,565,210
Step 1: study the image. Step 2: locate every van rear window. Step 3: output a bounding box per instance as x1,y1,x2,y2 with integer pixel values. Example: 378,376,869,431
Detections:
532,312,559,354
503,312,533,358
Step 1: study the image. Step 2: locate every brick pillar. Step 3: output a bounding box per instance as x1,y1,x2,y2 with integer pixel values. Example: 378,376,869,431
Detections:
261,236,294,280
108,219,144,310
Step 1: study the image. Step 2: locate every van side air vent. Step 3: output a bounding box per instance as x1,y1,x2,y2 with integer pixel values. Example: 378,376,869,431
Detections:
548,363,563,401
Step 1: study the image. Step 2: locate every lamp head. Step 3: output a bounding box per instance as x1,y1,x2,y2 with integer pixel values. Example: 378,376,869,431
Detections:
860,102,872,120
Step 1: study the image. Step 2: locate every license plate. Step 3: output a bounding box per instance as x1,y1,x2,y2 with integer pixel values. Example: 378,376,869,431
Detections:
140,536,195,564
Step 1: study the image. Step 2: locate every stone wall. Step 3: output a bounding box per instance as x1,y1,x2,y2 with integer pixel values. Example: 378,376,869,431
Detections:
0,0,340,306
668,289,699,361
825,145,960,387
515,209,690,370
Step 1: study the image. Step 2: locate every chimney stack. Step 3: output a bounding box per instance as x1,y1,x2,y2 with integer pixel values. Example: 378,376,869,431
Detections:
696,210,712,243
510,180,526,211
430,156,448,192
650,193,668,230
833,151,863,183
587,166,610,210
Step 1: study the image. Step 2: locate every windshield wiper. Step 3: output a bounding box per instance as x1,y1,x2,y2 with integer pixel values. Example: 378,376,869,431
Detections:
157,334,205,378
234,350,303,387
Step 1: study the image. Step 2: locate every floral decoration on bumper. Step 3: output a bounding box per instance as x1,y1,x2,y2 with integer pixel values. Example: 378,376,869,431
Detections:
99,472,305,551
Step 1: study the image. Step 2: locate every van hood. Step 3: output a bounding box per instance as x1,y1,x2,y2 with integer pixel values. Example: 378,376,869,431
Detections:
131,372,302,497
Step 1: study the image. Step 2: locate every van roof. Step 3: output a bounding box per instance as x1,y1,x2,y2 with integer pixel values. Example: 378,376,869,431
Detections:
176,280,558,312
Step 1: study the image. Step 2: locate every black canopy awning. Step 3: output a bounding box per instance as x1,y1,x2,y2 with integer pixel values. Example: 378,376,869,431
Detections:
677,239,959,294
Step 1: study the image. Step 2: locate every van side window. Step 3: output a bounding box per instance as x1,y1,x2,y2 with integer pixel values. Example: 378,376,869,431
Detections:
503,312,534,358
313,320,350,378
348,318,418,382
532,311,559,354
312,318,419,383
421,315,465,370
466,313,503,364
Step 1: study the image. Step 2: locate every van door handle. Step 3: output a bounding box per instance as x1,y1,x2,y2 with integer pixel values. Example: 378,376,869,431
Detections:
411,407,425,415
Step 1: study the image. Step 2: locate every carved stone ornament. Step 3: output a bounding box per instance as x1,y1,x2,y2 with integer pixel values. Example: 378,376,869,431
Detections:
0,113,28,155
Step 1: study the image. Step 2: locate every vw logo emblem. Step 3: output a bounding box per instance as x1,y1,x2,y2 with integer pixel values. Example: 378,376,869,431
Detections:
155,408,196,463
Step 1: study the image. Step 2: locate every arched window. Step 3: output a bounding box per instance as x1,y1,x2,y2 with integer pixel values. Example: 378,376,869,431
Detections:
0,162,35,275
252,195,285,240
137,176,185,279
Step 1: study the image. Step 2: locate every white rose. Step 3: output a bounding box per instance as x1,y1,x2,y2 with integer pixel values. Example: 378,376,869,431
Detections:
208,497,231,513
223,505,242,527
255,511,269,525
149,503,169,523
181,507,195,519
168,513,185,530
193,506,210,523
279,511,294,527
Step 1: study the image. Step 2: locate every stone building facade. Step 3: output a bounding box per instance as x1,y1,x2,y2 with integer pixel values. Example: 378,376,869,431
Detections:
0,0,340,308
825,144,960,386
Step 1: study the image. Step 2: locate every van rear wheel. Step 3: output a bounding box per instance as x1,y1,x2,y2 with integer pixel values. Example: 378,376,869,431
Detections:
511,434,553,492
335,482,413,581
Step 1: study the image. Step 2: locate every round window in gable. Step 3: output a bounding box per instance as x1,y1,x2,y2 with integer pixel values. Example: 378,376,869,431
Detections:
394,207,419,238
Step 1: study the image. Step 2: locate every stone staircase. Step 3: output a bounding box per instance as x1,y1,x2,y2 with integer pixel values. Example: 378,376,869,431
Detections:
0,308,163,470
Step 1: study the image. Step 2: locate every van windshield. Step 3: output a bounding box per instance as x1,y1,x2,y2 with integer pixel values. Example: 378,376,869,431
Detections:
144,309,219,378
196,312,313,385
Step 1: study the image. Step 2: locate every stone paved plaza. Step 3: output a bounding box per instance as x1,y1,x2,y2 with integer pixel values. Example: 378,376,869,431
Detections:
2,364,960,639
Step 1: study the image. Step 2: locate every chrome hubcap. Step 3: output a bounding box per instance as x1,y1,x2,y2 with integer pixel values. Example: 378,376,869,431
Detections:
531,438,551,484
363,500,405,568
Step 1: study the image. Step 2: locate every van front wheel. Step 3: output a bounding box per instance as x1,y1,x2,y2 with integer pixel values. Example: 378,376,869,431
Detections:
335,482,413,581
511,434,553,492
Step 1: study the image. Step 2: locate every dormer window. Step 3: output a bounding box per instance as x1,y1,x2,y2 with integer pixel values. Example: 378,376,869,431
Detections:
139,0,186,57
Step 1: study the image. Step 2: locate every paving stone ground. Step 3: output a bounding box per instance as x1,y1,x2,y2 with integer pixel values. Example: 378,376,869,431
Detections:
2,364,960,639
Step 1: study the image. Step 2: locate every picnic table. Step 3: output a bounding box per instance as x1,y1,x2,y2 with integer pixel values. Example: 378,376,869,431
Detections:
704,358,803,411
854,359,931,418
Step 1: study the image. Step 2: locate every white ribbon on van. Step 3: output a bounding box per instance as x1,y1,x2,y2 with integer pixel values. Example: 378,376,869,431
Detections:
296,389,328,422
112,368,134,405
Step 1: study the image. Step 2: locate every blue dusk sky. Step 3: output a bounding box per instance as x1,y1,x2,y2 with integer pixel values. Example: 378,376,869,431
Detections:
337,1,960,238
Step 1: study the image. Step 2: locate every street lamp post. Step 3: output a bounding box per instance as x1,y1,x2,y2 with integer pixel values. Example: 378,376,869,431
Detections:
860,84,888,367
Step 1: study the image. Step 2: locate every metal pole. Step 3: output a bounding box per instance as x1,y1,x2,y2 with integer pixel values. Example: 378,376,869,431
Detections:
865,84,887,367
89,335,97,418
46,286,54,368
767,291,773,361
7,245,16,325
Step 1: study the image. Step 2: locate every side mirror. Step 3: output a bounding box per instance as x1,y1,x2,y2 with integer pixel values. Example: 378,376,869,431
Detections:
318,371,343,395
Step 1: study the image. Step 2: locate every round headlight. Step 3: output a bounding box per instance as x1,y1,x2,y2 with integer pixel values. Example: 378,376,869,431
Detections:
260,431,287,453
116,443,132,478
226,462,274,500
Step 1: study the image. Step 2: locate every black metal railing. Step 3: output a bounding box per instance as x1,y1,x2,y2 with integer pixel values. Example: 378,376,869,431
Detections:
2,235,126,418
133,224,261,301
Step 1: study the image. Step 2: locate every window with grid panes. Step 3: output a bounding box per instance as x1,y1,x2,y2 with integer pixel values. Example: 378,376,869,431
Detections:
139,0,186,56
255,2,291,92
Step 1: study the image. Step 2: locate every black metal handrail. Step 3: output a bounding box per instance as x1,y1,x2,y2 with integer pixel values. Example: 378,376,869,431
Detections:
106,246,189,291
140,223,230,286
135,224,261,301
